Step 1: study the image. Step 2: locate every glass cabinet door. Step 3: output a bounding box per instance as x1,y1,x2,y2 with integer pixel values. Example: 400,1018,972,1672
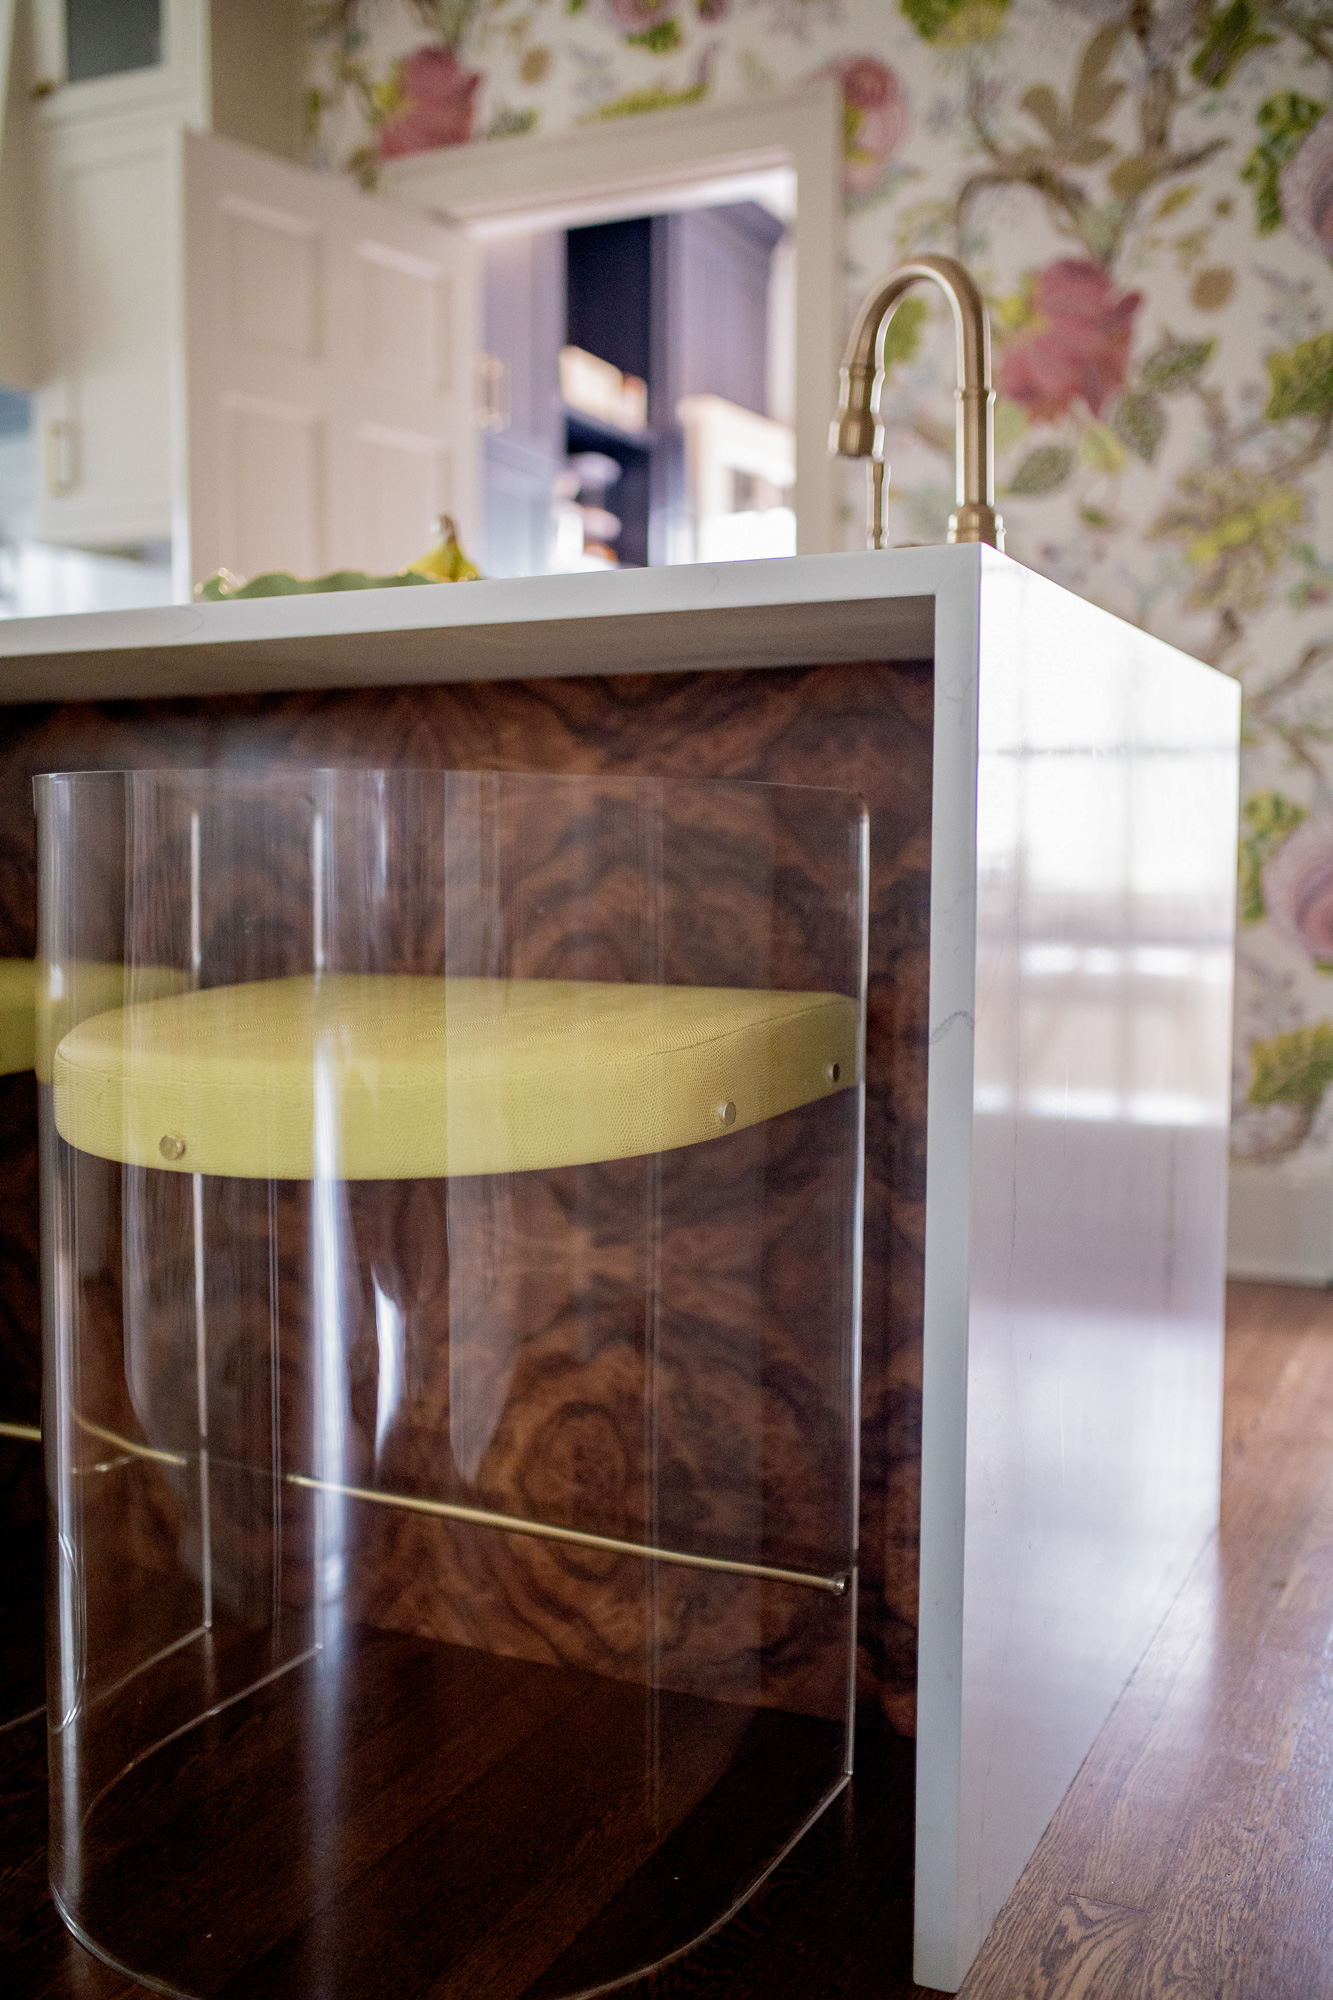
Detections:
63,0,162,84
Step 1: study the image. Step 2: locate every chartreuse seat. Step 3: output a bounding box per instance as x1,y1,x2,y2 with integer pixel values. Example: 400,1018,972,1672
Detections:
0,961,36,1075
52,974,859,1180
31,961,192,1083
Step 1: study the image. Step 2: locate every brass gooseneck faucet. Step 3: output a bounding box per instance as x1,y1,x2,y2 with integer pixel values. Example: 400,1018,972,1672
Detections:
830,254,1004,553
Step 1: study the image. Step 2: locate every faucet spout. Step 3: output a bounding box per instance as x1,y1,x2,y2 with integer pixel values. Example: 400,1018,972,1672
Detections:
830,254,1004,553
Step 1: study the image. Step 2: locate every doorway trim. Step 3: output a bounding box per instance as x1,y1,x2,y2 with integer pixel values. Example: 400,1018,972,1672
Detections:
382,81,844,557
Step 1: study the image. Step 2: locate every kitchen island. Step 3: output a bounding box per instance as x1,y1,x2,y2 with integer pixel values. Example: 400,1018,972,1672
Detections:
0,545,1239,1992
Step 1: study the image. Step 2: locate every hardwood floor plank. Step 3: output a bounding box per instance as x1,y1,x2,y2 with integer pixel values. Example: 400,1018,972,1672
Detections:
1132,1642,1333,1999
1022,1898,1149,2000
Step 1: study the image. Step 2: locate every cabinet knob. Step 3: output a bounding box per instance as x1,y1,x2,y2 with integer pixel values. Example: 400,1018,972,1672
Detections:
29,78,58,100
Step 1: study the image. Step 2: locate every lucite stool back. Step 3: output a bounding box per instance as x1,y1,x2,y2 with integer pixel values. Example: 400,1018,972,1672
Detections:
39,767,866,2000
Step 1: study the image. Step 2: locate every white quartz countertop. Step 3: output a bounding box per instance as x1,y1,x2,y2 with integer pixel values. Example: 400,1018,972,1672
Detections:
0,547,969,705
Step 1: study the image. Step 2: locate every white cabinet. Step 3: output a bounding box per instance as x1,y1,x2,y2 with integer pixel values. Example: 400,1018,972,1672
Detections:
32,110,181,547
5,3,479,589
17,1,303,552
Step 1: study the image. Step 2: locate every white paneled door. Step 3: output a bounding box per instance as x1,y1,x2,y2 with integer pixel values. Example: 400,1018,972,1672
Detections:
182,129,478,591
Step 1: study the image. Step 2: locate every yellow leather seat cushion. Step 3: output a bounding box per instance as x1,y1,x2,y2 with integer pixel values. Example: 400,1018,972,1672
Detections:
36,960,191,1083
0,960,36,1075
53,974,858,1180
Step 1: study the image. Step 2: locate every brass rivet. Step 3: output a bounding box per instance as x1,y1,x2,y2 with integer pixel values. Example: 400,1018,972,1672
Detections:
827,1061,841,1083
718,1101,736,1127
159,1135,186,1162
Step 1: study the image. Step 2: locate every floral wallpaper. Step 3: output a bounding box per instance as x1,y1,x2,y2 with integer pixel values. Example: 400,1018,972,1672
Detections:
307,0,1333,1171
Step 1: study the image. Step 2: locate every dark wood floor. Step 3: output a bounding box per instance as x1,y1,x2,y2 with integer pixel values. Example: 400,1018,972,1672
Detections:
959,1280,1333,2000
5,1280,1333,1999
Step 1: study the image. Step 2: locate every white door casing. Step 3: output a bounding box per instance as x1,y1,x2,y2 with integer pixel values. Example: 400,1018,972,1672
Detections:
182,127,479,591
382,82,842,558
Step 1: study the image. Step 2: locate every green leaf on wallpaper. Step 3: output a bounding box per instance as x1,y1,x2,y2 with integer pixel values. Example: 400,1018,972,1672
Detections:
1070,23,1126,129
1112,391,1166,463
1108,153,1162,202
433,0,483,49
899,0,1009,47
1020,84,1063,140
1078,422,1127,476
1249,1024,1333,1106
627,17,682,51
1287,542,1333,612
1266,332,1333,422
485,106,540,138
1152,184,1199,221
1007,444,1074,496
1239,790,1308,923
586,79,708,119
1080,203,1125,265
1066,136,1116,166
1241,94,1325,234
1190,0,1277,90
1140,337,1215,392
1192,267,1236,311
881,295,930,371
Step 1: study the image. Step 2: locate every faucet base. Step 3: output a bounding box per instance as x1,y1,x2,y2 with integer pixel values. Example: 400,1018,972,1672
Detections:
948,502,1005,552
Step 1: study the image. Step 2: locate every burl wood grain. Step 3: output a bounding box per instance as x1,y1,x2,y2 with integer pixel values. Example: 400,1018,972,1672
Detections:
76,1106,856,1722
0,660,933,1733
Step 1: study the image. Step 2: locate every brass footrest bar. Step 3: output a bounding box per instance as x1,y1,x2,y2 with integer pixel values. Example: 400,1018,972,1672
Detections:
286,1473,849,1596
76,1415,190,1468
0,1420,41,1443
71,1415,849,1597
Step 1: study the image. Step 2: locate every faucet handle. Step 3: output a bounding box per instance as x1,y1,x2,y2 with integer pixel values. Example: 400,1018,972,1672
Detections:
829,363,880,459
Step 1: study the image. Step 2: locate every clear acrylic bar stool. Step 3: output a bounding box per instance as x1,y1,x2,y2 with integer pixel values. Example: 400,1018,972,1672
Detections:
39,767,866,1999
0,956,42,1731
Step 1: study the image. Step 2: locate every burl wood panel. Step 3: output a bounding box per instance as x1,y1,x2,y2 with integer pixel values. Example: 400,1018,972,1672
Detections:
0,660,932,1734
71,1102,856,1727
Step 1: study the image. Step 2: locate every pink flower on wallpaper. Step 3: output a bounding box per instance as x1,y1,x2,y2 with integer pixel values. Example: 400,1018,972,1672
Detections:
1281,115,1333,258
998,260,1143,423
1263,818,1333,964
822,55,908,201
377,45,482,160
